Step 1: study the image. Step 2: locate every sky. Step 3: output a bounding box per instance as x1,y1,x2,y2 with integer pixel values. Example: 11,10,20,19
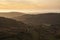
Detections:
0,0,60,13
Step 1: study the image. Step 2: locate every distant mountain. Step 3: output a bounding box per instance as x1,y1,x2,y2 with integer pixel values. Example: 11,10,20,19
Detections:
14,13,60,26
0,12,25,18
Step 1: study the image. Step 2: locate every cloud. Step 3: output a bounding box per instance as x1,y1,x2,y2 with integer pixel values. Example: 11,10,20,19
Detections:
0,0,60,4
0,0,60,10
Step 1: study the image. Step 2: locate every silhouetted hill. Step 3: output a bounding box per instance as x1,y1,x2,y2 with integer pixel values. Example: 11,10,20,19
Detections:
15,13,60,26
0,17,32,40
14,13,60,40
0,13,60,40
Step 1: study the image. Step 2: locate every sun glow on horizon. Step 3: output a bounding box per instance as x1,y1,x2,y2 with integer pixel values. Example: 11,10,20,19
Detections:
0,0,59,13
0,9,60,13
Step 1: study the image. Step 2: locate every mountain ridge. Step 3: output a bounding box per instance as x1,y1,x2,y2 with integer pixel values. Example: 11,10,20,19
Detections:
14,13,60,26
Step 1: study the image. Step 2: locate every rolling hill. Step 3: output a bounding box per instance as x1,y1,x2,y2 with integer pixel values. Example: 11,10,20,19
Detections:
14,13,60,26
14,13,60,40
0,12,25,18
0,17,32,40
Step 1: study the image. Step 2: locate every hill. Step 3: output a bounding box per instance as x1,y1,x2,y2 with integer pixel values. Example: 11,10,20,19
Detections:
0,17,32,40
0,13,60,40
14,13,60,26
0,12,25,18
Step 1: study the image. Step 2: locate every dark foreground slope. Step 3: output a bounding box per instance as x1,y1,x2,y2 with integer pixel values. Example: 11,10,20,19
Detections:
0,17,33,40
0,13,60,40
13,13,60,40
15,13,60,26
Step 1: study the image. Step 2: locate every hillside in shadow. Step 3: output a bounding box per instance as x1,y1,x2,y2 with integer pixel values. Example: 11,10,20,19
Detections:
14,13,60,40
0,17,33,40
0,13,60,40
15,13,60,26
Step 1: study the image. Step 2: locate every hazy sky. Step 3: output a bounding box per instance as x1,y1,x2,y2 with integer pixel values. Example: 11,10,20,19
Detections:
0,0,60,12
